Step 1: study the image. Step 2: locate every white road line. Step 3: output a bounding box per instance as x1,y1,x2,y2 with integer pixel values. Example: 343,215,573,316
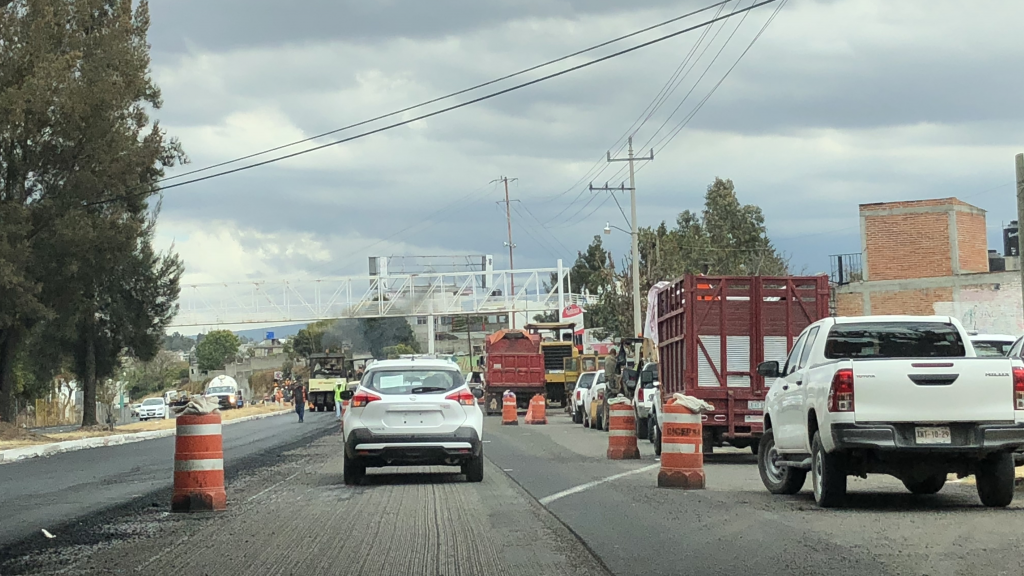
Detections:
538,464,660,505
246,470,303,503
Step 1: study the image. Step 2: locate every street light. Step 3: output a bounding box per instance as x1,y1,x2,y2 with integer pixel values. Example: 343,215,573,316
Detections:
604,222,632,236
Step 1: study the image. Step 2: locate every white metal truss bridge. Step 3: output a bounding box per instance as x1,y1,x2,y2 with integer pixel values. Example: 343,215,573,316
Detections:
169,261,580,328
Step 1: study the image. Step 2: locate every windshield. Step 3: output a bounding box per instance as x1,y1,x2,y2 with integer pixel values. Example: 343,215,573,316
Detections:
641,363,658,388
577,373,596,390
142,399,164,406
972,340,1013,357
825,322,966,359
206,386,235,394
363,369,464,395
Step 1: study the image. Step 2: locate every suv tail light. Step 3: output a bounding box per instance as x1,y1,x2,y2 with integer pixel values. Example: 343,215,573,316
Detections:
1014,367,1024,410
828,369,854,412
446,389,476,406
352,391,381,408
597,389,605,401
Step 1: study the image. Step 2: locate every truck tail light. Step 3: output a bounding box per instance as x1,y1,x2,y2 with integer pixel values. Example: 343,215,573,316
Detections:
1014,367,1024,410
445,389,476,406
828,369,854,412
597,390,605,401
352,391,381,408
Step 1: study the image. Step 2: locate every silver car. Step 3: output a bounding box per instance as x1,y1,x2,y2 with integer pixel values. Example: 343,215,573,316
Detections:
340,357,485,485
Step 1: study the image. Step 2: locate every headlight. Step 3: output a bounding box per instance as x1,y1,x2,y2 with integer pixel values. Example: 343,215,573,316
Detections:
228,395,236,403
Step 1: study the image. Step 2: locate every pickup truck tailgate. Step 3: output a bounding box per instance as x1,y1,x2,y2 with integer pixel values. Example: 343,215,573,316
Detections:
852,359,1015,423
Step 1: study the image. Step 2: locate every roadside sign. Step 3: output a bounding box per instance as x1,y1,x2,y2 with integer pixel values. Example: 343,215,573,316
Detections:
274,371,284,380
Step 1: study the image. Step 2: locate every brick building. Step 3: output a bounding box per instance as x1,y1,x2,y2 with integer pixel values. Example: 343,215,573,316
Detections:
835,197,1023,335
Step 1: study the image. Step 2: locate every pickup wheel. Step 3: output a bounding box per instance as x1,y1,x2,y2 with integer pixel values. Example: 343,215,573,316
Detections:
583,409,591,428
652,417,662,456
572,407,582,424
902,473,946,495
758,429,806,495
635,412,649,439
976,452,1014,507
811,431,847,508
343,452,365,486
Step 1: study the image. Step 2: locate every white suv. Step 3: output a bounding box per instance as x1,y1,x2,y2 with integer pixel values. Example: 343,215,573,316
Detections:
634,362,658,438
137,398,166,421
340,358,485,485
571,371,599,424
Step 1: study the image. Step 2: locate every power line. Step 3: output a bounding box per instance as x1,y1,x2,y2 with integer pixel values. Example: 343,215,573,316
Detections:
515,200,575,256
84,0,780,209
156,0,733,186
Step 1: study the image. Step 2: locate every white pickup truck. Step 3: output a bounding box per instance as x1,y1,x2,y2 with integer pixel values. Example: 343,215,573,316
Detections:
757,315,1024,508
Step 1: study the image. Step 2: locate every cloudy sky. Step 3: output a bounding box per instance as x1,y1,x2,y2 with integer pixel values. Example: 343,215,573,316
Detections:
147,0,1024,292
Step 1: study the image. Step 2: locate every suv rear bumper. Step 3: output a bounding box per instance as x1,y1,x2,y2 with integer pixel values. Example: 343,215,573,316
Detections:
831,422,1024,452
345,427,482,467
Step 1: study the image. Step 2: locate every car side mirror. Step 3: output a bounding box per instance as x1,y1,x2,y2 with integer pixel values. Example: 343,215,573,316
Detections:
757,361,780,379
471,387,484,399
640,371,654,385
339,390,354,401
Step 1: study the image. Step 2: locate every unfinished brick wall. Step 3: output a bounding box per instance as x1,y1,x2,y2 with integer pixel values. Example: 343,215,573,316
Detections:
836,293,864,316
863,212,952,280
957,211,989,274
860,198,988,281
870,287,954,316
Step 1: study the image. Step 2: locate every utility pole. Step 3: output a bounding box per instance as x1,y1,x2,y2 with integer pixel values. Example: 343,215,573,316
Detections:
1016,153,1024,313
593,136,653,337
492,176,518,328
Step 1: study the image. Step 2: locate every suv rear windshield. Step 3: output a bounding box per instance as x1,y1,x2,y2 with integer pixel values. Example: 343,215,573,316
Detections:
641,363,658,388
825,322,966,359
363,369,464,395
577,373,596,390
972,340,1013,357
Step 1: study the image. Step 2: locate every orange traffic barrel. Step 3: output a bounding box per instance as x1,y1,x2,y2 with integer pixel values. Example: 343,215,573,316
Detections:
502,391,518,426
525,394,547,425
607,398,640,459
172,413,227,512
657,398,705,489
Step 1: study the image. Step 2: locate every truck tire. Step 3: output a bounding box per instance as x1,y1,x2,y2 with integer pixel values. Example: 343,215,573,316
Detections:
758,429,806,495
902,473,946,495
602,404,610,432
976,452,1014,507
811,431,846,508
583,409,591,428
652,417,662,456
343,452,365,486
635,412,649,439
463,454,484,483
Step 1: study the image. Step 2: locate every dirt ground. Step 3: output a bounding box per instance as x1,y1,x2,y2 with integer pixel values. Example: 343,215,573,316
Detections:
0,404,288,450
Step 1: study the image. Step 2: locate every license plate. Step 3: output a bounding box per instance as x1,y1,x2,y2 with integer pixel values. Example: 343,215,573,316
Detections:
915,426,951,445
744,415,763,423
747,401,764,410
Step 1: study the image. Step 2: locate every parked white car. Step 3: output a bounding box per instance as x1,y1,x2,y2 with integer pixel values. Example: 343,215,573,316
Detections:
571,371,599,424
584,375,607,430
137,398,167,421
969,333,1017,357
758,315,1024,508
634,362,658,438
340,357,485,485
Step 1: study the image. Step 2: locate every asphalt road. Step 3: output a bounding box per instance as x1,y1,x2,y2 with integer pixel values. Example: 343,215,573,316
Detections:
0,409,332,548
1,422,609,576
483,413,1024,576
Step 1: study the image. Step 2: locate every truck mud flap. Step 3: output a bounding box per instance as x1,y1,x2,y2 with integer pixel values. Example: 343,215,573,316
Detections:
483,392,502,416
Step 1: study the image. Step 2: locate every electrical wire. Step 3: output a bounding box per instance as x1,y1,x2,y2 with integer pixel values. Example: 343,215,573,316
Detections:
515,200,576,256
86,0,778,208
156,1,732,186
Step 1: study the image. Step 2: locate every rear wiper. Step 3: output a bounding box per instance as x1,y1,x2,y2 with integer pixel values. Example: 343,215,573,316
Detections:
411,386,447,394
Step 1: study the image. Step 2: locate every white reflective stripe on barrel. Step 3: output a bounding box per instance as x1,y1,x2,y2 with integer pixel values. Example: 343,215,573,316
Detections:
174,458,224,472
662,442,699,454
176,424,222,436
661,412,701,424
608,430,635,437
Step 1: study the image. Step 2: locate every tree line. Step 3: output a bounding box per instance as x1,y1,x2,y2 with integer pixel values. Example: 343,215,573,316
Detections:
0,0,184,425
556,178,789,339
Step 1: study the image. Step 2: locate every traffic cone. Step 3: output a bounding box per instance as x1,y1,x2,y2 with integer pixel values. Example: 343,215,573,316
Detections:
525,394,547,425
172,413,227,512
658,398,706,489
607,397,640,459
502,391,518,426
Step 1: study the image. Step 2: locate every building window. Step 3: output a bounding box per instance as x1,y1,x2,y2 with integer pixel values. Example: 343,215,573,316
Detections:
441,317,452,325
498,315,508,324
416,317,427,325
487,315,497,324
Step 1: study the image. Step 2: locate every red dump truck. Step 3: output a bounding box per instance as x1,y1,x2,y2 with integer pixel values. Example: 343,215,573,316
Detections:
654,275,830,452
481,329,546,415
